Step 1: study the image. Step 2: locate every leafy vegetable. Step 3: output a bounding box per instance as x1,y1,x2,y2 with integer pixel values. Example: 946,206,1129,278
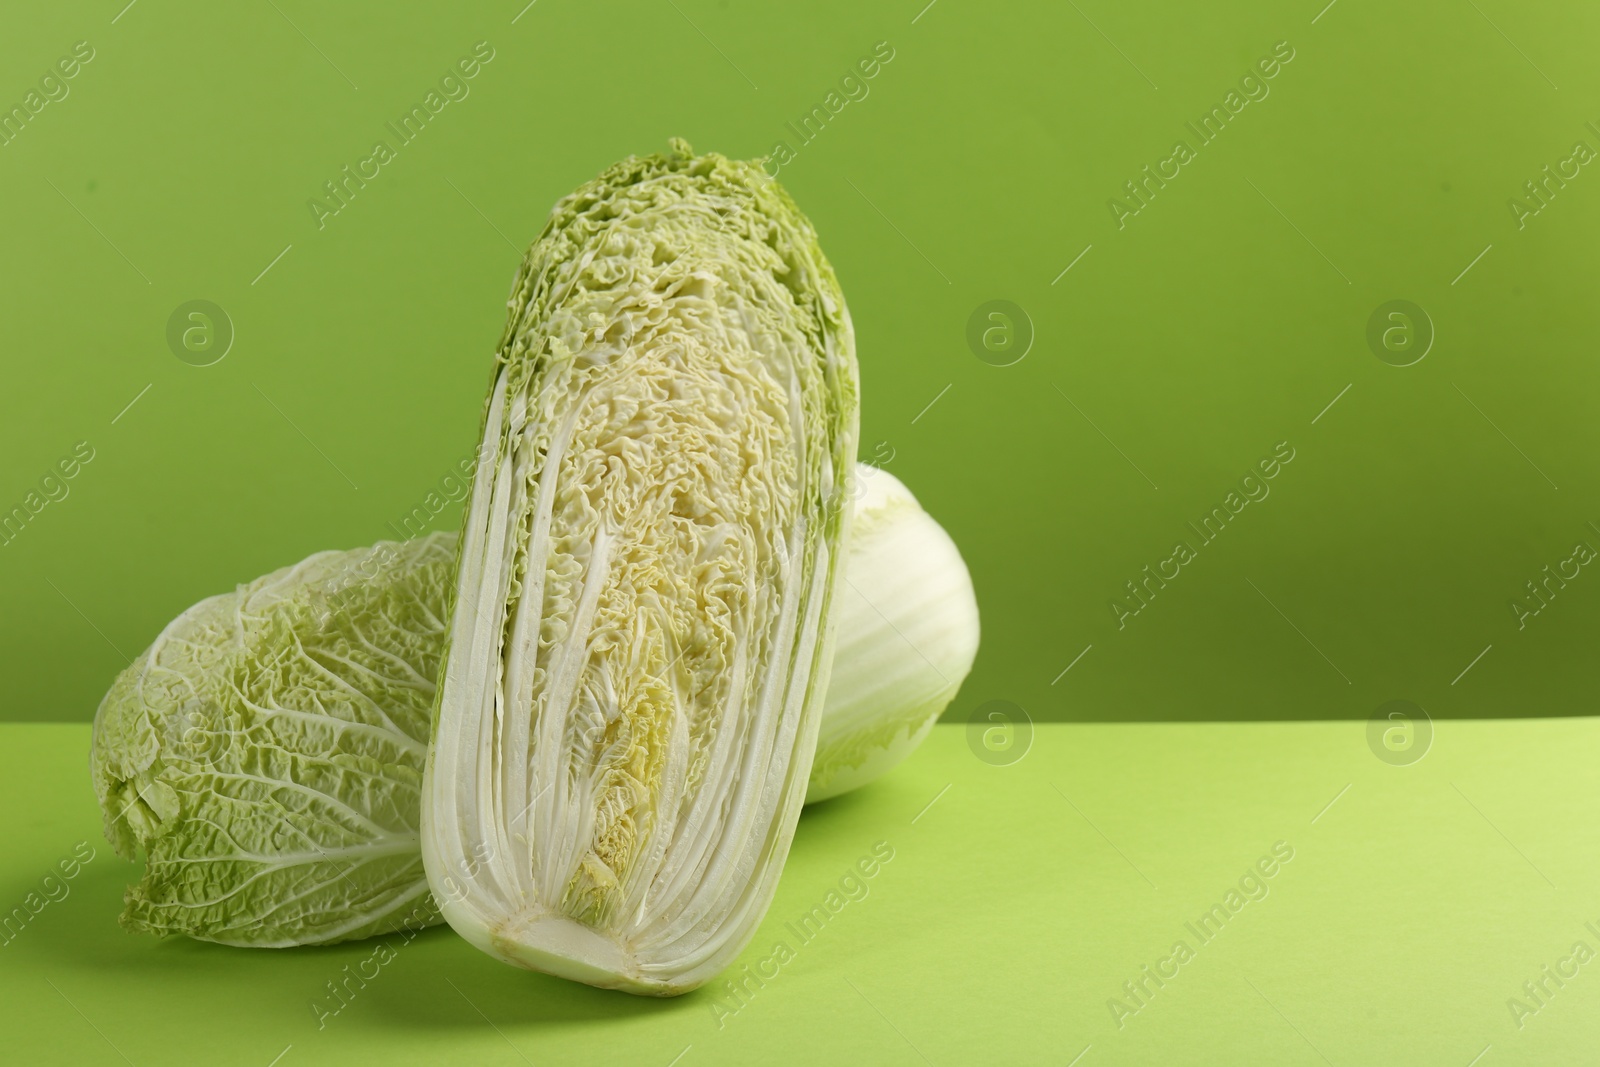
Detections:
92,145,980,972
423,141,858,994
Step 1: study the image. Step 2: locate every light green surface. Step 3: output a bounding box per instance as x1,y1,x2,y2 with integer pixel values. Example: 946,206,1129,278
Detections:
5,1,1600,725
7,721,1600,1064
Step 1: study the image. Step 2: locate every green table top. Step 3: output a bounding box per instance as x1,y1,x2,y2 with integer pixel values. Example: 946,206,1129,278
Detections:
5,719,1597,1065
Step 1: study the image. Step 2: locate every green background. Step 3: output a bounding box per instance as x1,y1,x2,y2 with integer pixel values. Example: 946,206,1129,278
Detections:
6,4,1600,1064
2,0,1598,730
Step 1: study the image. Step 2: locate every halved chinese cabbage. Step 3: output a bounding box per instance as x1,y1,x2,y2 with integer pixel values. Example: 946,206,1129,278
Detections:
90,465,977,948
423,143,858,994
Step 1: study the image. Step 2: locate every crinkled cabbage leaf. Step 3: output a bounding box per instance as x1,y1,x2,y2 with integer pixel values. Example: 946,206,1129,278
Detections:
92,535,452,946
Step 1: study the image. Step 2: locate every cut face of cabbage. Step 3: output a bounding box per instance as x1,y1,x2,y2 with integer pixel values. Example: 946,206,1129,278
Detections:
89,463,977,950
90,535,454,946
422,143,858,994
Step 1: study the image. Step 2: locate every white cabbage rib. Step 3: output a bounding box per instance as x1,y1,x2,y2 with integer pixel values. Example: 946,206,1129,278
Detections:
423,142,858,994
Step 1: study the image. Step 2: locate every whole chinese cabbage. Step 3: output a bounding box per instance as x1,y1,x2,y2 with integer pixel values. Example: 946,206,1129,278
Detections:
92,535,450,946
